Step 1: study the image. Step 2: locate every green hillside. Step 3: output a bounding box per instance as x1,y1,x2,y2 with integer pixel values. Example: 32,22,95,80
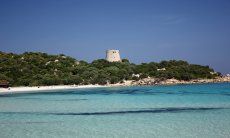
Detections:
0,51,220,86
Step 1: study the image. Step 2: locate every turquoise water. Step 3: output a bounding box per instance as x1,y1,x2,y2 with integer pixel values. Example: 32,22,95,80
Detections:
0,83,230,138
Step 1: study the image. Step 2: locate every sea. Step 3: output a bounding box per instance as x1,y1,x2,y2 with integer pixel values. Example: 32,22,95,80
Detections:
0,83,230,138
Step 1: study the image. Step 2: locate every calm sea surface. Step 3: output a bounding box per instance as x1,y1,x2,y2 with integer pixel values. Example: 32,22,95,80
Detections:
0,83,230,138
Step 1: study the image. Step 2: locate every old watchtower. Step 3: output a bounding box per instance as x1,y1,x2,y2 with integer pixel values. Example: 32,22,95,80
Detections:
106,50,121,62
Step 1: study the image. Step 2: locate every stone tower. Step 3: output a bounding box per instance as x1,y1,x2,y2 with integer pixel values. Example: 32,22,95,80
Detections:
106,50,121,62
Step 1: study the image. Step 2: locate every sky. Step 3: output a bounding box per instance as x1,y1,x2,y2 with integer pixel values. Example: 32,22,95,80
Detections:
0,0,230,74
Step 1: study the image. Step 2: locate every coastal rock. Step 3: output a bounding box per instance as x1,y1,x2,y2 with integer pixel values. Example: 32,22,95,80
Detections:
119,76,230,86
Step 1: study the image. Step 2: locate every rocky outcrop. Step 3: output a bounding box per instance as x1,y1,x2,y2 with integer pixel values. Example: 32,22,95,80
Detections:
110,76,230,87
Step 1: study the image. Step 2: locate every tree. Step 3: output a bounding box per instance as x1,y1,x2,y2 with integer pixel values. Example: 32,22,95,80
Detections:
0,51,221,86
122,59,130,63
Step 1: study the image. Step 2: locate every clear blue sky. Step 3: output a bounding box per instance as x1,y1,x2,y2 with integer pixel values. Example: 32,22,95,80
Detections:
0,0,230,74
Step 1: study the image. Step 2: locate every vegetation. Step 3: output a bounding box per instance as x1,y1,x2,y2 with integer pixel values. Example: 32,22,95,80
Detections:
0,51,220,86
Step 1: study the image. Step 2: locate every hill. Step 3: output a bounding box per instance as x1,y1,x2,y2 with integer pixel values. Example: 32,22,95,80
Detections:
0,51,220,86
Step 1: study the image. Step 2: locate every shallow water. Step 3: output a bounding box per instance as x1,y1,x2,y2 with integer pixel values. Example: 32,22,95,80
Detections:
0,83,230,138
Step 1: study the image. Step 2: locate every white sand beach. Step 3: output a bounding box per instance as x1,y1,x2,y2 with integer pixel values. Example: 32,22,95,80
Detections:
1,77,229,95
0,85,106,94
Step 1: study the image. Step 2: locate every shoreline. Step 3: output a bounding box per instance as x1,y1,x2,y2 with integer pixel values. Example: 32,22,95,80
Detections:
0,85,107,95
1,78,230,95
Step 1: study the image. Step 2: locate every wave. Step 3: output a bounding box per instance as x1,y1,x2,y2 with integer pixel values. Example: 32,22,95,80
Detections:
1,88,230,97
0,107,228,116
0,121,62,125
53,107,228,116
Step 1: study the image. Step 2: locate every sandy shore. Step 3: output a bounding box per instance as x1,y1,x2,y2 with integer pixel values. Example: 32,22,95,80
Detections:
0,85,106,95
1,76,229,95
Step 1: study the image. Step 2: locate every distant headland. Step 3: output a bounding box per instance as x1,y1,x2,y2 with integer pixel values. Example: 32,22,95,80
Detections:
0,50,229,91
